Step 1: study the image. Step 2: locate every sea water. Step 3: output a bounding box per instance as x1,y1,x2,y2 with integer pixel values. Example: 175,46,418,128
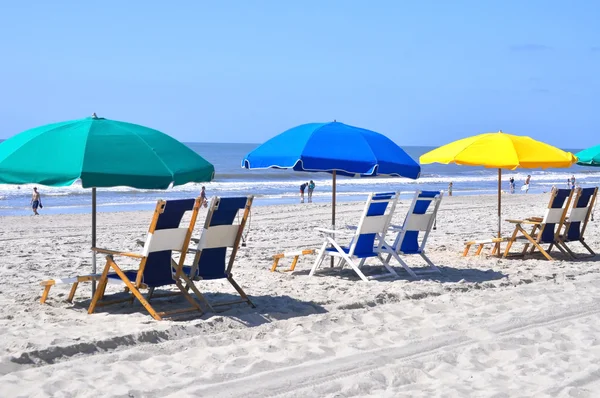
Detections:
1,143,599,216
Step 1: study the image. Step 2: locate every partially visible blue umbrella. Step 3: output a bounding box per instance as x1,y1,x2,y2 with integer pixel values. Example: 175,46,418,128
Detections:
242,121,420,229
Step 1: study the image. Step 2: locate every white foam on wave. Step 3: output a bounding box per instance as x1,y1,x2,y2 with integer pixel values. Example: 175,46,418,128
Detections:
0,170,599,200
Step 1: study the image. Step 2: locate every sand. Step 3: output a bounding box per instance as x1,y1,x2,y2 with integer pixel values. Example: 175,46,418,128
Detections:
1,192,599,397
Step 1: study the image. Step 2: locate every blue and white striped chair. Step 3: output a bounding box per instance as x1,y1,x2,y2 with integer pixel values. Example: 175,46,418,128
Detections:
310,192,400,282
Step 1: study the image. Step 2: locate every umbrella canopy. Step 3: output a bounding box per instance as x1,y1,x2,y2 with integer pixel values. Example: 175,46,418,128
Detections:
0,114,214,294
242,121,421,178
576,144,600,166
420,131,577,239
242,121,420,225
0,115,214,187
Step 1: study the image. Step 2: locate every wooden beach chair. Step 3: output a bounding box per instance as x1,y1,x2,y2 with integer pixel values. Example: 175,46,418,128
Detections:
503,188,574,260
310,192,399,282
558,187,598,258
87,197,206,320
39,198,196,305
182,196,255,310
377,190,443,277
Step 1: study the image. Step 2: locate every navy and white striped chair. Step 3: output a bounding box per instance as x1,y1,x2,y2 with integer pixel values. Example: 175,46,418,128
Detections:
559,187,598,258
183,196,255,310
87,197,203,320
378,190,443,277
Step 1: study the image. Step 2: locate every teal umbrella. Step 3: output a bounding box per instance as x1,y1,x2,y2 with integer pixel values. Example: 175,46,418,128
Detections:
576,145,600,166
0,114,214,293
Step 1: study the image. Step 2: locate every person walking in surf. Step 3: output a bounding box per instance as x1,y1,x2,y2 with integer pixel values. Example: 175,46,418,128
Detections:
300,182,308,203
31,187,42,215
307,180,315,203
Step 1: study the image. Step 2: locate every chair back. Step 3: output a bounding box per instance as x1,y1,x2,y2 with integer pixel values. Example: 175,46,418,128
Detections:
539,188,573,243
348,192,399,257
139,198,201,287
190,196,253,280
564,187,597,241
393,190,443,254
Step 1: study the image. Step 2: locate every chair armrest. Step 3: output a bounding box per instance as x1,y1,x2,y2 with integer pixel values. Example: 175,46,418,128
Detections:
315,227,350,235
526,217,543,222
91,247,144,258
505,219,539,225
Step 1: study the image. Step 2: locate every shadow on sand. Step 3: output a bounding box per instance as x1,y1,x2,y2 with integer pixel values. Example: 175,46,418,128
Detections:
293,263,507,283
71,291,327,326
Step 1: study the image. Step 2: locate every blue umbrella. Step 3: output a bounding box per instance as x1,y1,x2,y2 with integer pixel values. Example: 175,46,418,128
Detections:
242,121,420,229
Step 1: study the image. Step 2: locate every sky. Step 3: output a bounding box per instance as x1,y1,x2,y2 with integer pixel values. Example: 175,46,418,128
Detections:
0,1,598,147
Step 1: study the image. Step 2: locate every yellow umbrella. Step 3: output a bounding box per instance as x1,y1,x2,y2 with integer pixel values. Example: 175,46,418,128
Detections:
420,131,577,238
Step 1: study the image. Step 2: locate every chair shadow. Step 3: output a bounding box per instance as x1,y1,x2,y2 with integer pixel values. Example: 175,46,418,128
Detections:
72,291,327,326
292,264,507,283
500,248,600,262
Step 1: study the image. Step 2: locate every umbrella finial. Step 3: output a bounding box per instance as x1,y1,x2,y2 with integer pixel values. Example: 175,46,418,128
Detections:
333,119,337,122
92,112,98,119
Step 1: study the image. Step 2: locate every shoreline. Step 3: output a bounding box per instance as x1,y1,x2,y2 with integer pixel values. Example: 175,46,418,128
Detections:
0,189,554,217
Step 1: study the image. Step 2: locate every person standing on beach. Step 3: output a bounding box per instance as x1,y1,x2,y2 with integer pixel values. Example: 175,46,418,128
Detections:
300,182,308,203
570,175,576,189
509,177,515,193
200,186,208,208
448,182,453,196
31,187,42,215
307,180,315,203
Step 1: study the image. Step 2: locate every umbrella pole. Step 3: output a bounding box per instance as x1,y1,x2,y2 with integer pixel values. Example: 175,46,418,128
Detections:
497,169,501,237
331,170,336,267
91,188,97,296
496,169,502,255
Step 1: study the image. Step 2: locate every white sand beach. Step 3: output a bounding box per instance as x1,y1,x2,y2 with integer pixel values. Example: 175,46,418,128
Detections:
1,193,599,397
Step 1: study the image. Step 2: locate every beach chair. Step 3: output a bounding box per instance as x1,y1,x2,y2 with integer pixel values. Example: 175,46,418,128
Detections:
87,198,205,320
558,187,598,258
183,196,255,310
310,192,399,282
503,188,574,260
39,199,197,305
378,190,443,277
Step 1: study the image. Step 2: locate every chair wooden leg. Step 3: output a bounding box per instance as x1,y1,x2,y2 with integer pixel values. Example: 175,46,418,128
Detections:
270,257,280,272
463,244,472,257
581,240,596,256
67,282,79,303
519,228,553,261
40,284,52,304
147,287,155,302
111,264,162,320
88,260,111,315
174,280,204,314
475,244,484,256
228,275,255,308
182,275,215,313
503,228,519,258
289,256,300,271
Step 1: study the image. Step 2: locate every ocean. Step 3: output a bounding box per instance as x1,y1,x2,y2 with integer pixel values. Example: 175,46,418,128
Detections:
1,142,599,216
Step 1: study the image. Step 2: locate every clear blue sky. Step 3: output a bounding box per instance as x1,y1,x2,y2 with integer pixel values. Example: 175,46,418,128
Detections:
1,1,598,147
